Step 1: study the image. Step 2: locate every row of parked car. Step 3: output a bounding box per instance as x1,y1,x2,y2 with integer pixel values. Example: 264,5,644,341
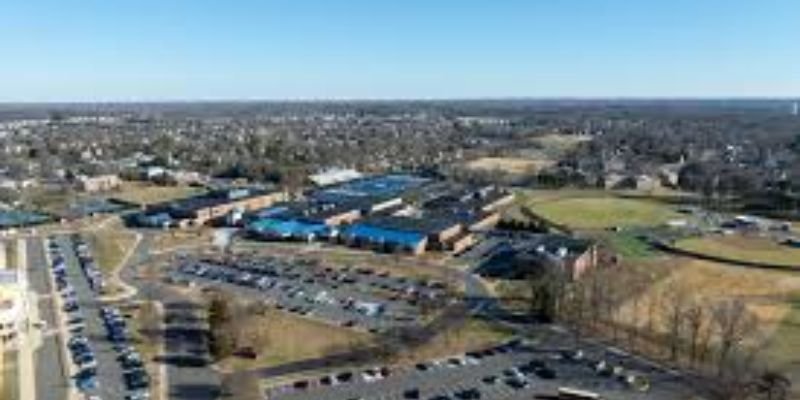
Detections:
176,261,414,332
208,256,447,302
47,239,100,392
72,236,151,399
100,306,151,397
71,235,106,294
271,339,651,400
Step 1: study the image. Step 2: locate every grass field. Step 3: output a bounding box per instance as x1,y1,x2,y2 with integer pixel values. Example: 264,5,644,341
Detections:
466,157,554,175
111,182,202,206
220,308,374,371
527,133,591,156
599,232,657,259
675,235,800,267
85,219,138,274
151,228,213,252
764,294,800,366
390,318,514,365
527,196,681,230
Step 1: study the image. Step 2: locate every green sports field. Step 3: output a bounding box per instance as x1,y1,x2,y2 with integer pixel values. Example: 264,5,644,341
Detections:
528,196,681,230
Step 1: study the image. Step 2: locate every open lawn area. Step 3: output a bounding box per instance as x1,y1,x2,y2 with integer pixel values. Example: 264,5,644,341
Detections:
526,195,681,230
85,218,139,274
597,231,657,260
675,235,800,268
390,318,514,365
151,228,213,253
111,181,202,206
466,157,554,175
764,294,800,365
220,308,374,371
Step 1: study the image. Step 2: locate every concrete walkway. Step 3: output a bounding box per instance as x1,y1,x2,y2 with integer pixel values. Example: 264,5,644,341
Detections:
15,238,38,400
100,231,142,303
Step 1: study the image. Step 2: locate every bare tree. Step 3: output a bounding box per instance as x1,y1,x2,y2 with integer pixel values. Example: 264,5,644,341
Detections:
560,279,588,347
664,282,689,363
713,299,757,378
684,298,709,367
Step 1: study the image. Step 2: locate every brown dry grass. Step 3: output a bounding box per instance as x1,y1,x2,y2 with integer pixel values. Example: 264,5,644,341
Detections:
466,157,554,175
151,228,213,253
220,308,374,371
85,218,138,274
389,318,514,366
529,133,592,150
618,258,800,354
111,181,202,206
676,234,800,267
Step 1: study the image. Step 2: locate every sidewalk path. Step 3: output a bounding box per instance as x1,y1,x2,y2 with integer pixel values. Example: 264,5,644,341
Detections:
16,238,38,400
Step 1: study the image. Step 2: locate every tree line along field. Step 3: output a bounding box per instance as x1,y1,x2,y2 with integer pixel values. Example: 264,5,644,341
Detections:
617,258,800,374
508,189,800,390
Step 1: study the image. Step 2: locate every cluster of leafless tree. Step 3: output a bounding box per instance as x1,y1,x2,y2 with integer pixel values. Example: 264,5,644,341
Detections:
207,295,272,361
526,265,792,399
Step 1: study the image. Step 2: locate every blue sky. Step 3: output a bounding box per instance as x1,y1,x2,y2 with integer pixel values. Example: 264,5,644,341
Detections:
1,0,798,101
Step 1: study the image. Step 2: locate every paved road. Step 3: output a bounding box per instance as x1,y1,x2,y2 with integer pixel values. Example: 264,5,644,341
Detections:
27,237,69,400
120,231,221,400
57,235,128,399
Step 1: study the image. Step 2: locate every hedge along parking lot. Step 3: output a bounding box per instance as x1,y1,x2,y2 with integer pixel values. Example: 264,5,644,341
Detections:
170,255,451,333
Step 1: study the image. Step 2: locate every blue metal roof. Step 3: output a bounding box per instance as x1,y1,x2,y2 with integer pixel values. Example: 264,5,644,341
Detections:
248,217,329,238
136,212,173,226
0,209,50,228
253,205,291,219
318,174,429,199
343,223,426,247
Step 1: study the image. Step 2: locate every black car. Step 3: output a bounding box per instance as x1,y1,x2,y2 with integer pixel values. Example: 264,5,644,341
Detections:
124,369,150,391
454,388,481,399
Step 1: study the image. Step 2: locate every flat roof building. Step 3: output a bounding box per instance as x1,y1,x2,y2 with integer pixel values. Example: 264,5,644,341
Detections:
133,187,286,228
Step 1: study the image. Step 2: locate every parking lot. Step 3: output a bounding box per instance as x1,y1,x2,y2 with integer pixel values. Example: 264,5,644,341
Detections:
48,234,151,400
265,339,689,400
170,255,450,333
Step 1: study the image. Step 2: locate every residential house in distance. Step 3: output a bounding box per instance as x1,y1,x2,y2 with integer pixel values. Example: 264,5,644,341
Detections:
76,174,121,193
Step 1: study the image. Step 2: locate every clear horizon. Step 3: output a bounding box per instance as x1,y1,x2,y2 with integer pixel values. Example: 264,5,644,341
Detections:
2,0,799,102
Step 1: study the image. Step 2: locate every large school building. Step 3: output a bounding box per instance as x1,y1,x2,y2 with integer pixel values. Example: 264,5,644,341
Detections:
245,174,514,256
131,187,286,228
